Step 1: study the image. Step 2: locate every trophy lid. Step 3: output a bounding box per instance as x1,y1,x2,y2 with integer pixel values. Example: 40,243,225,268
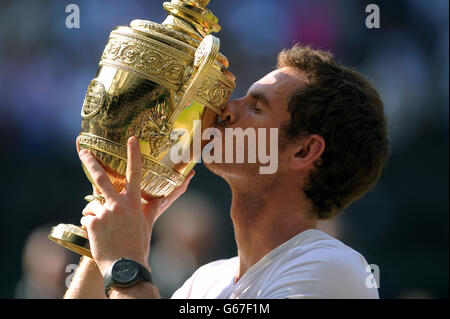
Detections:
162,0,221,37
128,0,230,68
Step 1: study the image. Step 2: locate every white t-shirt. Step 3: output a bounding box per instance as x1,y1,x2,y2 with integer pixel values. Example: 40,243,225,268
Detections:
171,229,379,299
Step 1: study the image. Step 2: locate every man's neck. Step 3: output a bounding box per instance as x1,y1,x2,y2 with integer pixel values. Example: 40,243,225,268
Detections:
228,178,317,283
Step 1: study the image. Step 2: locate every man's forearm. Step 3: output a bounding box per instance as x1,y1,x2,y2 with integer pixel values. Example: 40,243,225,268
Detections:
64,256,106,299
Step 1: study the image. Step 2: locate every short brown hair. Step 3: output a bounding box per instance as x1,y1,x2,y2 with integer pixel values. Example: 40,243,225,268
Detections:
278,45,389,219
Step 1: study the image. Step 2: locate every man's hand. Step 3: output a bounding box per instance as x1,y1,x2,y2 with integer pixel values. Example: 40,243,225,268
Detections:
78,136,195,277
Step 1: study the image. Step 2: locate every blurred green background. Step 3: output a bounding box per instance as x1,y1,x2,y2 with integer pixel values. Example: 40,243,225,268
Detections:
0,0,448,298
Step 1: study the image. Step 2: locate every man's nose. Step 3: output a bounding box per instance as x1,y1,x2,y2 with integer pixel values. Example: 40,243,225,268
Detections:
219,100,238,125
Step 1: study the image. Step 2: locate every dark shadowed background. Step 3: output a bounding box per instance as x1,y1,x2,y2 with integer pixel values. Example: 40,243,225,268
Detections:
0,0,448,298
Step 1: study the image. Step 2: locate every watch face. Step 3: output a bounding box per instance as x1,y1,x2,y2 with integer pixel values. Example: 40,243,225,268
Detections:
112,259,139,284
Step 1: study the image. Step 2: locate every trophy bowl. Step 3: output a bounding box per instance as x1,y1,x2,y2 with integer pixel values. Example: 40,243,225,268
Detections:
49,0,235,258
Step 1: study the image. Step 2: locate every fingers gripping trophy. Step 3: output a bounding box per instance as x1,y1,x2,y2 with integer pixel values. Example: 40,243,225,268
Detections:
48,0,235,258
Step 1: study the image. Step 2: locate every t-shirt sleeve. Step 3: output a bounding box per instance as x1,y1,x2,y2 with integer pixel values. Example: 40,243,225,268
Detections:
171,272,195,299
261,248,380,299
171,259,233,299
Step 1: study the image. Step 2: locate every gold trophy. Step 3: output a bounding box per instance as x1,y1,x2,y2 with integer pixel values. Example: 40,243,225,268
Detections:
48,0,235,258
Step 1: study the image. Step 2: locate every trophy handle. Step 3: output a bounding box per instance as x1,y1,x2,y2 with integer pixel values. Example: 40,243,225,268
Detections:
167,34,220,125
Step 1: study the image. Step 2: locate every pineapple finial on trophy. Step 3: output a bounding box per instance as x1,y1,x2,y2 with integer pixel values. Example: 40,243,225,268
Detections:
180,0,210,8
162,0,220,38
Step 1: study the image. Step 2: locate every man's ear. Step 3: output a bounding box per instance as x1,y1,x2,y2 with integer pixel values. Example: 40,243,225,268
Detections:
290,134,325,170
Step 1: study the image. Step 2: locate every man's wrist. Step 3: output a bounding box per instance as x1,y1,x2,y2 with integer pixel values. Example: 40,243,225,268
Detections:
108,281,158,299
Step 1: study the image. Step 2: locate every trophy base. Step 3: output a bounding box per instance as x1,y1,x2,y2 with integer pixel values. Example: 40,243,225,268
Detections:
48,223,92,258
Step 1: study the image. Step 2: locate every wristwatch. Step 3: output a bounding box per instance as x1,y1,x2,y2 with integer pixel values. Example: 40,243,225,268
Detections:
104,258,153,298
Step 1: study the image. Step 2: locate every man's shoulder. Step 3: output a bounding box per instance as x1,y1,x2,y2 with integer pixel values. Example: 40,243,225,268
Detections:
171,256,239,298
263,229,378,298
288,229,365,258
277,229,370,275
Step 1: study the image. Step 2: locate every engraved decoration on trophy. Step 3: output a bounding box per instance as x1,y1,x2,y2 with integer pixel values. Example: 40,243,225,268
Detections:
81,79,106,119
49,0,236,258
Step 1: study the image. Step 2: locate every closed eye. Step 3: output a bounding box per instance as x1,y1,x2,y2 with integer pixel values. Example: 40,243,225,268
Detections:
250,104,262,114
248,91,269,113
